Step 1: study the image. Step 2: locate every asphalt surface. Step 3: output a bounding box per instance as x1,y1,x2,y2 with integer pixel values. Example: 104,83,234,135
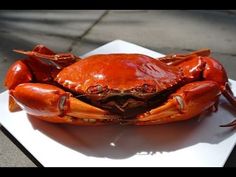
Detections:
0,10,235,167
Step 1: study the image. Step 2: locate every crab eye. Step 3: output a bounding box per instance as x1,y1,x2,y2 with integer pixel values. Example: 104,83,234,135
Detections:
87,85,107,94
135,84,156,93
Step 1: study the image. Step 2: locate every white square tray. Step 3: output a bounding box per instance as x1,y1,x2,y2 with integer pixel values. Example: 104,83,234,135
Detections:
0,40,235,167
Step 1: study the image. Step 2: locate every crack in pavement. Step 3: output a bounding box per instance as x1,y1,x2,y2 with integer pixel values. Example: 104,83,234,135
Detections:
220,10,236,16
0,29,75,41
67,10,109,52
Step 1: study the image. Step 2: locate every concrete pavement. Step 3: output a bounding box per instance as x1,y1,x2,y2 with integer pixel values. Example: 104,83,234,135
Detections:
0,10,235,167
72,10,236,80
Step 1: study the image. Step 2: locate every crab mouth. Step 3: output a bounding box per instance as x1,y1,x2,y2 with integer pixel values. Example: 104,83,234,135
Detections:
99,95,148,117
88,89,173,119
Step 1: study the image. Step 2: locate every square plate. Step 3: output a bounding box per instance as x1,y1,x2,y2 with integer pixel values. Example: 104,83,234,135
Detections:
0,40,235,167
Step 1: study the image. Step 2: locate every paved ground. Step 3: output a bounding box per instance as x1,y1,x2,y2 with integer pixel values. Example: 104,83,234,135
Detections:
0,10,235,167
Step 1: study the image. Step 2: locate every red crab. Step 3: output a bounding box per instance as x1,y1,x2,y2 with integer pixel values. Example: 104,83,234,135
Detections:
4,45,236,126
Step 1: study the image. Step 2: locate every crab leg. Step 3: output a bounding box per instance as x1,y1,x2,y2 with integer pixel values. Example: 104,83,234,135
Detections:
13,44,76,61
14,49,78,62
13,44,79,69
10,83,115,124
159,48,211,66
135,81,221,125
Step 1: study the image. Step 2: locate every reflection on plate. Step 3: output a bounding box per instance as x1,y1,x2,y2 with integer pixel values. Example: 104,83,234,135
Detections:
0,40,235,167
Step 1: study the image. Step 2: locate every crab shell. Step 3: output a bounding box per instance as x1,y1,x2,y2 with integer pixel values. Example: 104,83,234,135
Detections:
55,54,183,100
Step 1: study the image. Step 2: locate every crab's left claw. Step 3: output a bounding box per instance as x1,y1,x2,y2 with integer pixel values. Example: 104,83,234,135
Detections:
159,51,236,127
135,81,221,125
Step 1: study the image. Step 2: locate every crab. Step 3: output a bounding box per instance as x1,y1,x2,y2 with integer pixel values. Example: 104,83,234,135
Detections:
4,45,236,126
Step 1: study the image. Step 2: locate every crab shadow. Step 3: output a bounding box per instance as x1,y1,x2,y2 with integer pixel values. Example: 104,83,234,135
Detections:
27,97,235,159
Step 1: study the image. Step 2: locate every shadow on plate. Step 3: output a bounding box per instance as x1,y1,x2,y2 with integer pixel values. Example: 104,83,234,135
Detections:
27,97,235,159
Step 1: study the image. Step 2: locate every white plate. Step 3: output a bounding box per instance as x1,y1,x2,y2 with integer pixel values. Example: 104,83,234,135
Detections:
0,40,235,167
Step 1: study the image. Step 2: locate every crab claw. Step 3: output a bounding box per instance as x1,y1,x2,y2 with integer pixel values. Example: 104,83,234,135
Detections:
10,83,70,117
4,60,32,90
10,83,115,123
135,81,221,125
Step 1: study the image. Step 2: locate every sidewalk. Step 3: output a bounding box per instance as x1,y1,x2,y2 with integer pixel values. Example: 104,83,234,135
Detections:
0,10,235,167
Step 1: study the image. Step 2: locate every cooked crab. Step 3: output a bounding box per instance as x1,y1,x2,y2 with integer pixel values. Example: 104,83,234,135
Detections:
4,45,236,126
